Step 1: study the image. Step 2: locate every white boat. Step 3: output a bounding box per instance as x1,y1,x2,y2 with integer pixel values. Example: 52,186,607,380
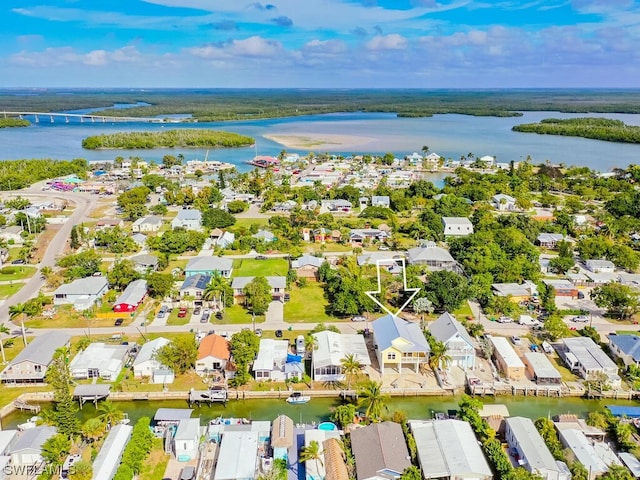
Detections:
286,392,311,404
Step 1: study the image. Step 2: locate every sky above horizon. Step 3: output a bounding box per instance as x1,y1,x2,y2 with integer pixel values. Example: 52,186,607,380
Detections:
2,0,639,88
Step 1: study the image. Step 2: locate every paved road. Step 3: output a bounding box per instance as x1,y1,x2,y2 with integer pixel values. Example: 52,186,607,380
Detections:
1,185,99,328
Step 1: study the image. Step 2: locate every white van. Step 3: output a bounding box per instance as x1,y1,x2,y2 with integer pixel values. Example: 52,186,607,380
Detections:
296,335,305,355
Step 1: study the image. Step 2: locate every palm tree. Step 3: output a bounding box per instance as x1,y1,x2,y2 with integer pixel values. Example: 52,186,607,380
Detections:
8,303,27,323
0,323,10,363
428,340,452,372
97,400,124,428
300,440,324,479
341,354,362,390
203,274,228,310
82,417,105,443
358,380,388,422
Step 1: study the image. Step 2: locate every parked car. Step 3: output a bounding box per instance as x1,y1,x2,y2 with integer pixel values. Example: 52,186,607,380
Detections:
201,312,210,323
275,329,283,338
178,308,188,318
378,245,390,251
193,306,202,315
215,311,223,320
157,306,168,319
511,335,522,345
114,318,124,326
351,315,367,322
498,316,513,323
284,293,290,302
11,259,26,265
180,466,196,480
572,315,589,323
256,255,268,260
255,328,263,337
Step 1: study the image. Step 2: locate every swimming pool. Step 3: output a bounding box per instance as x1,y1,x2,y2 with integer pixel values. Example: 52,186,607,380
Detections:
317,422,337,431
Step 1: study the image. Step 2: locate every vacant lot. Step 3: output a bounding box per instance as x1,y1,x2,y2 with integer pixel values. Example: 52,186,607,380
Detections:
284,283,344,323
233,258,288,277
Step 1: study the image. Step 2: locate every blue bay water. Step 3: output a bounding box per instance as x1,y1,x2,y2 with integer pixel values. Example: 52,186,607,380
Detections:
1,111,639,171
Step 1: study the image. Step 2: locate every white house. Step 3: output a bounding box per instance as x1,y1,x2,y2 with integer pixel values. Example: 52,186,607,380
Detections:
53,276,109,310
174,418,201,461
133,337,172,380
559,337,620,387
429,312,476,370
0,226,24,244
311,330,371,382
492,194,517,211
132,215,163,233
407,243,458,271
92,424,133,480
479,155,495,168
585,259,615,273
69,343,129,381
371,195,390,208
505,417,570,480
253,338,303,381
7,426,57,467
442,217,474,237
184,256,233,278
171,208,202,231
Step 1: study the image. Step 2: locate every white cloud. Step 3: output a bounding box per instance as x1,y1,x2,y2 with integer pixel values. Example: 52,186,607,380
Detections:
303,39,347,54
9,46,144,68
187,36,282,59
366,34,408,50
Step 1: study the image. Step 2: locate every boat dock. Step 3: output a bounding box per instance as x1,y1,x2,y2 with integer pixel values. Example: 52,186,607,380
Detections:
188,387,228,407
12,400,41,414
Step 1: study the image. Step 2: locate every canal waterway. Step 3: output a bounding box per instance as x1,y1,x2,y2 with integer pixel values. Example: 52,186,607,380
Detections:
1,110,640,172
2,395,638,430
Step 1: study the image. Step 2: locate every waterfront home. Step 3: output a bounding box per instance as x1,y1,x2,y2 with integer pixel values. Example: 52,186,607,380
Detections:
92,424,133,480
214,430,259,480
585,259,616,274
372,314,430,373
252,229,277,242
132,215,163,233
174,418,201,461
409,419,493,480
608,333,640,367
553,414,606,442
406,152,423,164
179,273,211,302
559,337,621,387
537,233,566,249
271,415,294,461
491,281,537,302
505,417,570,480
0,332,71,384
323,437,350,480
619,453,640,479
53,276,109,311
442,217,474,237
406,243,458,271
311,330,371,382
523,352,562,385
7,426,57,468
195,334,231,376
351,422,411,480
171,208,202,231
492,194,517,211
556,428,610,479
131,253,159,274
489,336,525,381
113,279,147,312
253,338,303,381
133,337,172,381
424,152,442,166
304,429,342,480
231,276,286,303
429,312,476,370
69,343,129,381
185,256,233,278
291,254,325,280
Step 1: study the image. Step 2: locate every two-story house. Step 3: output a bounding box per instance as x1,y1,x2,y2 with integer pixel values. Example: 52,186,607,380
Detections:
429,312,476,370
372,314,430,373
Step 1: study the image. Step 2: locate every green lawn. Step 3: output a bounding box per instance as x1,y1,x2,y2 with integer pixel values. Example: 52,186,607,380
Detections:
165,308,190,326
284,283,344,323
217,304,265,324
233,258,289,277
139,439,170,480
0,283,24,299
0,266,37,281
234,217,270,229
452,301,474,320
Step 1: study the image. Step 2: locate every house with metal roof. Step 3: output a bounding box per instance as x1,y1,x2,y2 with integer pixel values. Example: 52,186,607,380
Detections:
253,338,301,381
69,343,130,381
585,259,615,273
171,208,202,231
252,229,277,242
92,424,133,480
371,195,390,208
53,276,109,311
372,314,430,373
537,233,567,249
131,254,159,274
492,193,516,211
0,332,71,383
559,337,620,387
291,254,326,280
351,422,411,480
113,279,147,312
491,281,537,301
184,256,233,278
132,215,163,233
406,243,457,271
505,417,570,480
174,418,201,461
133,337,172,381
523,352,562,385
214,430,260,480
442,217,474,237
410,419,492,480
179,273,212,301
196,334,231,376
231,276,286,302
7,426,57,467
489,336,525,380
349,228,391,245
608,333,640,367
557,428,610,479
216,230,235,249
429,312,476,370
311,330,371,382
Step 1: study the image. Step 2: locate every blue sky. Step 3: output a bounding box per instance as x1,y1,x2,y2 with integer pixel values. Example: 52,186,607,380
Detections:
1,0,638,88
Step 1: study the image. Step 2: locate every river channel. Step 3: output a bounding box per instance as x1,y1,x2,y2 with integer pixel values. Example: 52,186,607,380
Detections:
2,395,638,430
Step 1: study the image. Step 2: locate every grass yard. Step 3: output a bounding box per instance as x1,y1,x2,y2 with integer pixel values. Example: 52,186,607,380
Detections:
548,354,578,382
233,258,289,277
161,259,188,275
234,217,269,229
0,266,37,281
306,244,354,254
284,283,344,323
452,301,474,320
218,304,265,324
0,283,24,299
165,308,190,326
139,439,170,480
24,305,136,329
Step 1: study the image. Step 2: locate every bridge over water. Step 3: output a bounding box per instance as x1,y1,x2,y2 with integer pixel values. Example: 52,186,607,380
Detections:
1,111,176,124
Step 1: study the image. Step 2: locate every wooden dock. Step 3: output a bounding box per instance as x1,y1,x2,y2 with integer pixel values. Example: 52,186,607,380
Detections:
13,400,41,414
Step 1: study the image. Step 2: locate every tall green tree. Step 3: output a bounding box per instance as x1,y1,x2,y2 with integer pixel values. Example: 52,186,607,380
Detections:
243,276,272,315
592,283,640,319
358,380,388,422
44,347,80,437
340,354,362,389
155,336,198,375
0,323,10,364
425,270,470,312
300,440,324,478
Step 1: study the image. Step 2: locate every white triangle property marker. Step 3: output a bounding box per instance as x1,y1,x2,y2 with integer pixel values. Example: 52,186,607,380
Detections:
365,258,420,317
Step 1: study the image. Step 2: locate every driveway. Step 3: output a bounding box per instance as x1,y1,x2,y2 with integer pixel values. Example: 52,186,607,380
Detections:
264,301,284,328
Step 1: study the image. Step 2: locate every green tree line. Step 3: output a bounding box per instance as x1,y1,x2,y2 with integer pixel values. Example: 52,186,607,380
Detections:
513,117,640,143
0,118,30,128
0,158,87,190
82,129,254,149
